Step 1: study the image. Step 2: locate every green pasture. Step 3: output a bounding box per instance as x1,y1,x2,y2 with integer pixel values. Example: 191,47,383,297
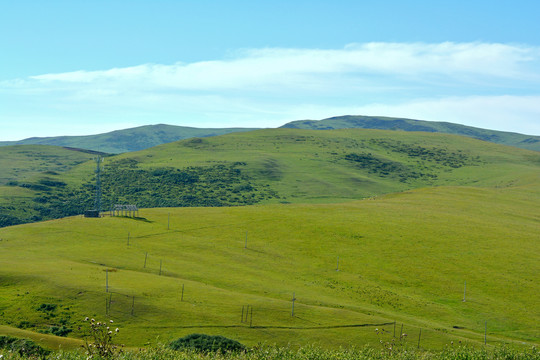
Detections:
0,145,98,186
2,129,540,227
1,182,538,349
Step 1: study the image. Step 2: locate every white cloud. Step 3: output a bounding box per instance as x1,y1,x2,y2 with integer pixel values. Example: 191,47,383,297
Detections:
1,42,540,139
27,42,540,91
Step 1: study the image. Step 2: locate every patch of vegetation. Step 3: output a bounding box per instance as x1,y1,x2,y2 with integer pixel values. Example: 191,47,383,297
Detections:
5,161,278,225
1,343,538,359
344,153,436,182
0,213,23,228
169,334,246,353
0,336,50,358
368,139,481,168
16,321,33,329
47,325,72,337
36,303,57,313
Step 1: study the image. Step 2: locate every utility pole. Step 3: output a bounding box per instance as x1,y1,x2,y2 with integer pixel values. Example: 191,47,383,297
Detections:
291,292,296,316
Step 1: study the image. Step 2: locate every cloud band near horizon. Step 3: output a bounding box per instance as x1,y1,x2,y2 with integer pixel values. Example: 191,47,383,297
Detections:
1,42,540,140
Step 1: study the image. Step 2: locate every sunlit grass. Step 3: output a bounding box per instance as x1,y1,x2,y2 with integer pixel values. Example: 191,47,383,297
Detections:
1,183,538,349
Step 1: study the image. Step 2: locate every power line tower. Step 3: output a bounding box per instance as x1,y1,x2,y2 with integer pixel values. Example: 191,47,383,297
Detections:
94,156,103,213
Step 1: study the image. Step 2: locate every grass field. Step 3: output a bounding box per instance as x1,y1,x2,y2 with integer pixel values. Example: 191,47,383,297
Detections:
0,128,538,351
0,183,538,350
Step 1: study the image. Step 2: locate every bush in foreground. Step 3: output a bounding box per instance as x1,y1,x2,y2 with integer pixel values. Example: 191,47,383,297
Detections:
168,333,246,353
0,336,50,359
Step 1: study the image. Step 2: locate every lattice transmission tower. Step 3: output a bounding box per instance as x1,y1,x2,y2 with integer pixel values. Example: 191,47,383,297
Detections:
94,156,103,213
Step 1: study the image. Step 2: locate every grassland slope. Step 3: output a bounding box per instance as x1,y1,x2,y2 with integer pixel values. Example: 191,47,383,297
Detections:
1,128,540,227
281,115,540,152
0,183,538,349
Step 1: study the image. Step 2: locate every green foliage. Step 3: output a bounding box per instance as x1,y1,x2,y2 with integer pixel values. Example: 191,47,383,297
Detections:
169,334,246,353
36,304,57,313
0,336,50,358
48,325,72,337
0,213,23,228
367,138,480,168
344,152,434,182
1,344,538,360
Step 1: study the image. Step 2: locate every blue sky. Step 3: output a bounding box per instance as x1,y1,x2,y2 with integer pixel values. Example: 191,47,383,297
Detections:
1,0,540,140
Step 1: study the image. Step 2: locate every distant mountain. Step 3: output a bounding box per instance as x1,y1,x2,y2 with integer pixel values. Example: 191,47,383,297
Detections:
0,124,259,154
2,116,539,153
280,115,540,151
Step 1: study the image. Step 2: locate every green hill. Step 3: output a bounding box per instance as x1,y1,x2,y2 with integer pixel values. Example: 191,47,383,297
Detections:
0,124,259,154
0,145,106,227
2,116,539,155
0,184,538,349
281,115,540,152
0,128,538,349
1,128,539,227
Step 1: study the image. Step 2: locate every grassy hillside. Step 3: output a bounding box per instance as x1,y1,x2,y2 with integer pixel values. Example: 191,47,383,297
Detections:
0,145,106,227
2,128,540,227
281,115,540,152
0,183,538,349
0,124,259,154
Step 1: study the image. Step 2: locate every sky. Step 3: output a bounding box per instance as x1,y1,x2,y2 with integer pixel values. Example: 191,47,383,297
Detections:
1,0,540,141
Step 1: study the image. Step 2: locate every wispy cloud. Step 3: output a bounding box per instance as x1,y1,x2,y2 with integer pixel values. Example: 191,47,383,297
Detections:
28,42,540,90
1,42,540,139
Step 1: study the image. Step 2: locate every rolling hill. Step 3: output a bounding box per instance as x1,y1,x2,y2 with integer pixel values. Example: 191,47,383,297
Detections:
1,116,539,155
0,124,259,154
0,184,538,349
1,128,539,228
281,115,540,152
0,128,538,349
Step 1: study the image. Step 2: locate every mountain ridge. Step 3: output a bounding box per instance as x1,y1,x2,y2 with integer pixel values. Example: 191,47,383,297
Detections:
1,116,539,153
280,115,540,151
0,124,259,154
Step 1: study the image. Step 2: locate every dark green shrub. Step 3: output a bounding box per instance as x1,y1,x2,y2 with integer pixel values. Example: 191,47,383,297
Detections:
169,333,246,353
17,320,33,329
37,303,57,312
49,325,72,337
0,335,50,358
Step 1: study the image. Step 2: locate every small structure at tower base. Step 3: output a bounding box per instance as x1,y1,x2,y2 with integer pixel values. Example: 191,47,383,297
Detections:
84,210,100,218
